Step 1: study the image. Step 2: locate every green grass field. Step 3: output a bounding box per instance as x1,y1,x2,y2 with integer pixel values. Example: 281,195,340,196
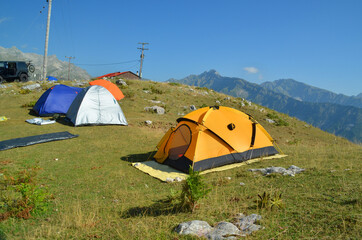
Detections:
0,80,361,239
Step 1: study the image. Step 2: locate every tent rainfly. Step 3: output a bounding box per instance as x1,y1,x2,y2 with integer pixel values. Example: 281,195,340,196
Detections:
89,79,124,100
66,85,128,126
33,84,82,116
154,106,280,173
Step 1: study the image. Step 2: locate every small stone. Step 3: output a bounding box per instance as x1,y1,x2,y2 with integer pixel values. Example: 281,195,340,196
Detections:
21,83,41,90
206,221,244,239
249,166,304,176
175,220,212,237
145,120,152,125
266,118,275,124
233,214,262,234
239,182,245,186
153,106,165,114
149,100,162,104
116,79,127,86
144,106,165,114
190,105,197,111
166,178,174,183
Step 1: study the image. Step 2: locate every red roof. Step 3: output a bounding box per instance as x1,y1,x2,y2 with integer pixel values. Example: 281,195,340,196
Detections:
96,71,137,79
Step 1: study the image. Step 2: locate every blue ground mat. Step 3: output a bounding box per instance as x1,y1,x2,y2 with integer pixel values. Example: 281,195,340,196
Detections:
0,131,78,151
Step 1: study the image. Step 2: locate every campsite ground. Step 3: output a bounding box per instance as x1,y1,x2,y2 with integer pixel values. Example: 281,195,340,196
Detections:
0,80,361,239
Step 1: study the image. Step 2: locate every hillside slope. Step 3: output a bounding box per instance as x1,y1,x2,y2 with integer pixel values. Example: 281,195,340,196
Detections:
169,70,362,143
0,80,360,239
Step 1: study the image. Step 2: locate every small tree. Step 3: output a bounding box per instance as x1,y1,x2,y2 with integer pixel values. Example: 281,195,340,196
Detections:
180,166,211,212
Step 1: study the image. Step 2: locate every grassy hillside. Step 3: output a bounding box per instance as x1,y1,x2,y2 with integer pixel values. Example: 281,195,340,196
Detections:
0,80,361,239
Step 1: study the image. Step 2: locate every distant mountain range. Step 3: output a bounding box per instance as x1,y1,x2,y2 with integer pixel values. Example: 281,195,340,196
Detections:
0,46,91,81
261,79,362,108
169,70,362,143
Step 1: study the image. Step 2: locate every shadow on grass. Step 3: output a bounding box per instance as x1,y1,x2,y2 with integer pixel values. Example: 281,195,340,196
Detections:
55,116,74,126
27,109,38,117
120,151,155,163
340,199,359,206
120,201,185,218
27,110,74,127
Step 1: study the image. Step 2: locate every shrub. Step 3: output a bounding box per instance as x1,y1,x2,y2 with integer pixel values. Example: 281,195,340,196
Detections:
179,167,211,212
266,113,289,126
195,86,209,91
21,100,37,108
123,89,135,99
19,89,31,94
159,167,211,213
150,86,164,94
0,168,52,221
200,104,208,108
256,191,284,210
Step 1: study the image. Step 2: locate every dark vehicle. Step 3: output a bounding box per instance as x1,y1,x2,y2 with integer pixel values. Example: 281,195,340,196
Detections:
0,61,34,83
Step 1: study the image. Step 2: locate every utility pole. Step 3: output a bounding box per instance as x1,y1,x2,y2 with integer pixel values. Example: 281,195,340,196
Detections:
65,56,75,81
42,0,52,81
137,42,149,79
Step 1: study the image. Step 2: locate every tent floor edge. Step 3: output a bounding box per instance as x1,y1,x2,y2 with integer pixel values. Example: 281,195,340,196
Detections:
193,146,279,172
162,146,278,173
163,156,194,173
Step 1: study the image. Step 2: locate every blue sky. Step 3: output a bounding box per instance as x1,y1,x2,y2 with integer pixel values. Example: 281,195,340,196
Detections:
1,0,361,96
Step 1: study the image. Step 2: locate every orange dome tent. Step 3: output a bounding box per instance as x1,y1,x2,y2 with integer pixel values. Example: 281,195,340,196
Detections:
154,106,281,173
89,79,124,100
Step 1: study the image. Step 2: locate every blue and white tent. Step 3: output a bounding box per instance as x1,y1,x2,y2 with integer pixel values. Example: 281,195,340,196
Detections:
33,84,82,116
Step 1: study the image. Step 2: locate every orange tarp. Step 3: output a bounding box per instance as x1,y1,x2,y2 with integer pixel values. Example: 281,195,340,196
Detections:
89,79,124,100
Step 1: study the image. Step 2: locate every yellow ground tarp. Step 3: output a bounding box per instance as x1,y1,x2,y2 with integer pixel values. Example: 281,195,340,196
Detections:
132,154,287,182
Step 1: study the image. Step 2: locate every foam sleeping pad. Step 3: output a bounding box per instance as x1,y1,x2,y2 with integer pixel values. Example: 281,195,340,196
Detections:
0,131,78,151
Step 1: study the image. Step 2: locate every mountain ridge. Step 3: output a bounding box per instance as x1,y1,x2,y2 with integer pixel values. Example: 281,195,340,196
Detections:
260,78,362,108
0,46,91,81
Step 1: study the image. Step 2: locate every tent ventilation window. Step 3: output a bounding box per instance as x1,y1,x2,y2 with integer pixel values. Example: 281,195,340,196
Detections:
227,123,236,131
168,125,191,161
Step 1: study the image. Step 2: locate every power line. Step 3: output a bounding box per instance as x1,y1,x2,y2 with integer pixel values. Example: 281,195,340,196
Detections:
75,60,139,66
